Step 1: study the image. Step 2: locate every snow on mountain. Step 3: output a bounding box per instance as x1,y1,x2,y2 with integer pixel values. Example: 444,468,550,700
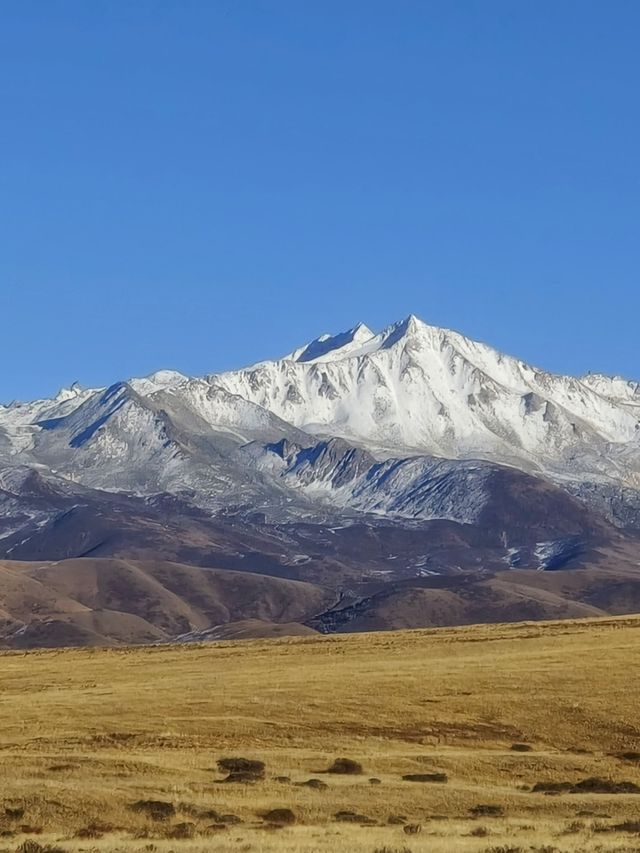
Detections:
212,315,640,485
251,436,492,524
285,322,375,363
128,369,189,396
1,314,640,522
580,373,640,405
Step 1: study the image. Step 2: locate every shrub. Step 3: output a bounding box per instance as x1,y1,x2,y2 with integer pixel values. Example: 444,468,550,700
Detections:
470,826,490,837
206,824,228,833
373,847,413,853
129,800,176,821
218,756,265,774
327,757,363,774
74,823,113,839
510,743,533,752
5,808,25,820
201,810,242,824
483,847,522,853
334,810,376,825
469,804,504,817
532,777,640,795
616,751,640,762
217,757,266,782
610,820,640,833
17,844,45,853
403,824,422,835
369,777,382,785
165,822,196,839
263,808,296,826
223,770,263,783
402,772,447,783
299,778,328,790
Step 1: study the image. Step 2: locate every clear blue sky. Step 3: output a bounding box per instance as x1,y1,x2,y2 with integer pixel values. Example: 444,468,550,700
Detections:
2,1,639,401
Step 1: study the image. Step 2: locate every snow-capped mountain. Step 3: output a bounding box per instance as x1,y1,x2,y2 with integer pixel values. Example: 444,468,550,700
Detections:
213,315,640,485
1,313,640,524
3,314,640,648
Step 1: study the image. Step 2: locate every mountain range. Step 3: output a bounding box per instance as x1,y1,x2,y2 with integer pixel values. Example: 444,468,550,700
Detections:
2,314,640,647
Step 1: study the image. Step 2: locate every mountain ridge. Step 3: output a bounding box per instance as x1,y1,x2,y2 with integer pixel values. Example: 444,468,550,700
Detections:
3,313,640,517
2,313,640,647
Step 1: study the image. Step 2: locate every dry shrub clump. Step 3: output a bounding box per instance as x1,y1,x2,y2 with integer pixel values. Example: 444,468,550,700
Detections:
165,822,196,839
299,778,328,790
74,822,113,839
262,808,296,826
483,847,523,853
129,800,176,821
334,810,376,825
401,772,447,783
616,750,640,762
5,808,25,820
593,819,640,834
199,809,242,824
17,844,66,853
217,756,266,782
532,777,640,794
373,847,414,853
326,757,363,774
470,804,504,817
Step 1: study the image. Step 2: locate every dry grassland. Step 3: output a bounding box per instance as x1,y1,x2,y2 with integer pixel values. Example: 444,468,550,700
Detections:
2,615,640,852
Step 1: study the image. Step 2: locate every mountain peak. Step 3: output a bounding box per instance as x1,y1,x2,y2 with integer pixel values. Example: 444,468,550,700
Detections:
287,322,374,363
54,381,84,403
404,313,423,330
373,313,435,350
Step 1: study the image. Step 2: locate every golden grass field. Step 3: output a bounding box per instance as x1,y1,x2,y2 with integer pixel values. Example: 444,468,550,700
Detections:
2,615,640,852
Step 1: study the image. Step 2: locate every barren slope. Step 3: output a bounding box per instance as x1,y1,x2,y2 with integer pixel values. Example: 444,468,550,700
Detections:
0,558,332,647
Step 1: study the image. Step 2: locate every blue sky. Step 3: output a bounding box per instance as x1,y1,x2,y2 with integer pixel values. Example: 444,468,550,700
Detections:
2,1,639,401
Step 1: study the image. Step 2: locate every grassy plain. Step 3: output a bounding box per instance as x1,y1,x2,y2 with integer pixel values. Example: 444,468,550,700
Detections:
2,615,640,852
